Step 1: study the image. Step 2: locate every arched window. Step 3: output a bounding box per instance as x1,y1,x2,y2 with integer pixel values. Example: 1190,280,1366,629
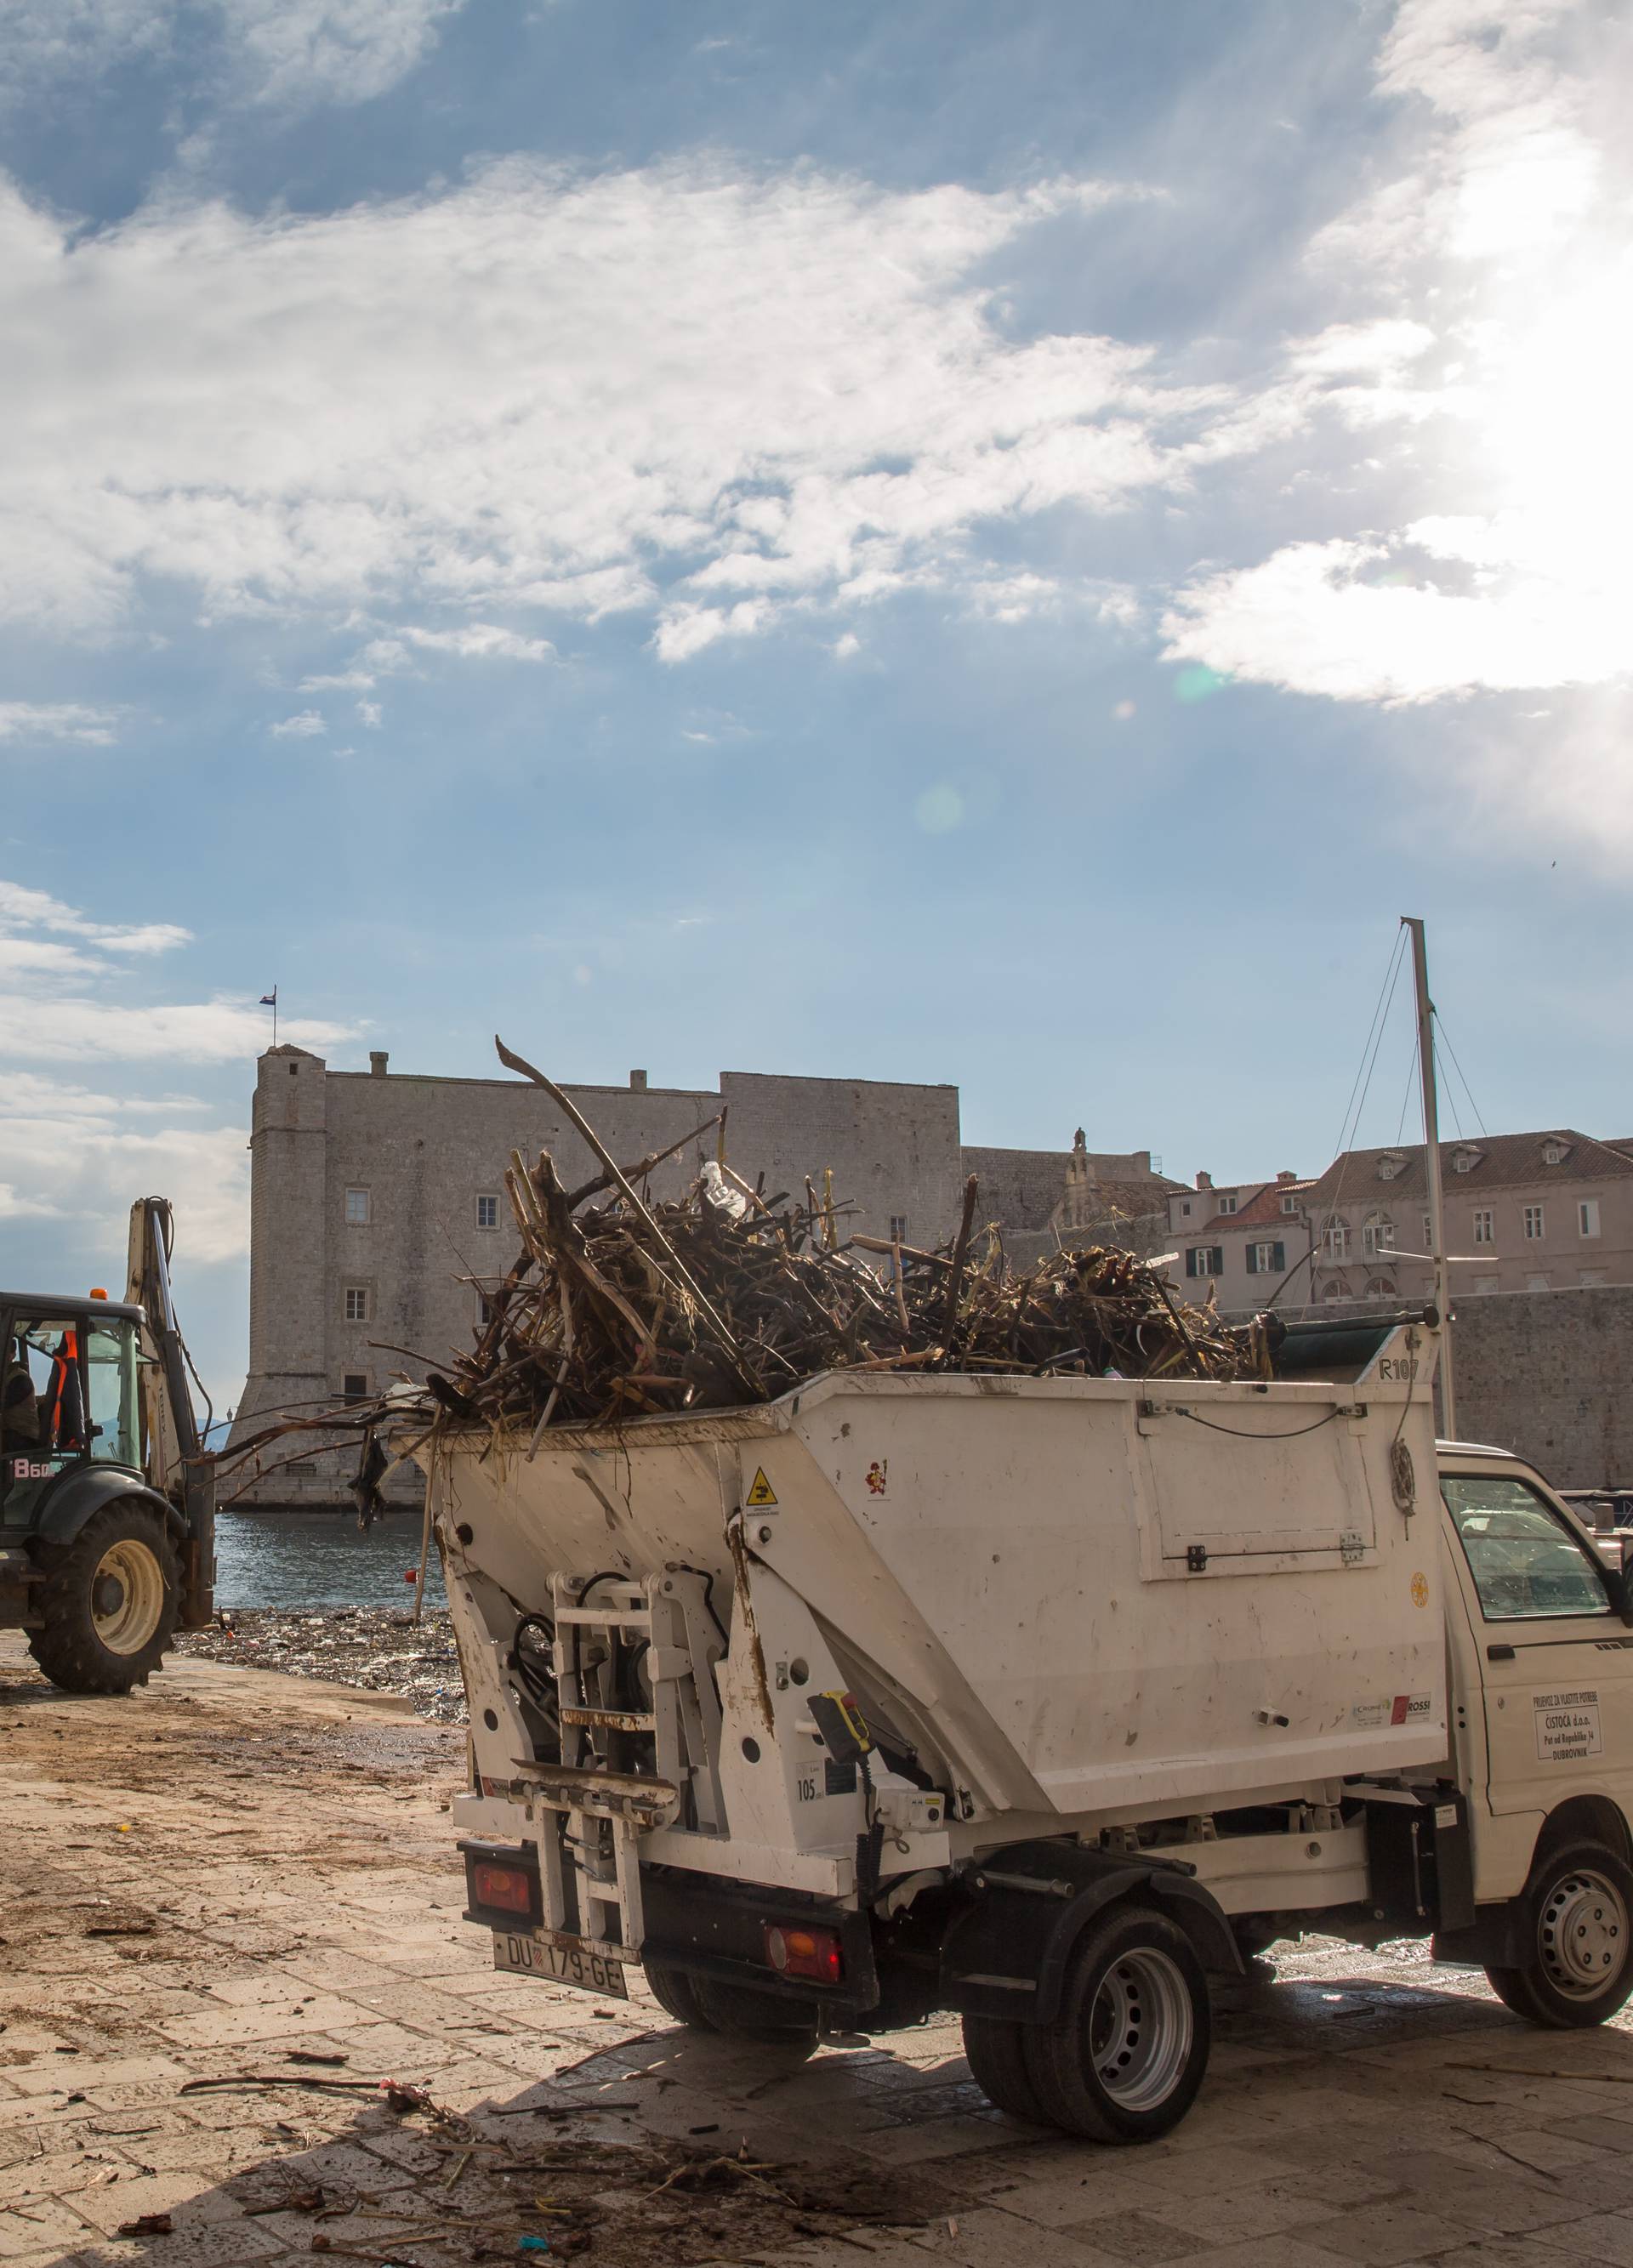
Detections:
1362,1211,1396,1259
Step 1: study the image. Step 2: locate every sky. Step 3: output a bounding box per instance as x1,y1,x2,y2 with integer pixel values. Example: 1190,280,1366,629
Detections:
0,0,1629,1418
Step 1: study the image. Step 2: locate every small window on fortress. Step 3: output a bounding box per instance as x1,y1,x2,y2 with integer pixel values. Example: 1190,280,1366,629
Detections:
477,1293,495,1327
344,1187,370,1225
476,1194,499,1231
344,1286,369,1322
342,1373,367,1403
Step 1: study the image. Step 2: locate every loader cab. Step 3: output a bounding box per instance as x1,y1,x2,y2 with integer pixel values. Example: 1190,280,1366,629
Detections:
1,1294,145,1526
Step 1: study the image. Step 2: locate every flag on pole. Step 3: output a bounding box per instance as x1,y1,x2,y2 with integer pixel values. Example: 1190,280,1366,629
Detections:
259,991,276,1006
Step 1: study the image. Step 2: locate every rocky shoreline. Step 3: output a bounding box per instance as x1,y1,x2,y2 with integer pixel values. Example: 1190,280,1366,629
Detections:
173,1606,469,1722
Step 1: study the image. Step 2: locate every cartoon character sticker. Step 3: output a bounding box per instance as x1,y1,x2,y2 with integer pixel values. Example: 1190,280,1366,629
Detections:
865,1459,888,1497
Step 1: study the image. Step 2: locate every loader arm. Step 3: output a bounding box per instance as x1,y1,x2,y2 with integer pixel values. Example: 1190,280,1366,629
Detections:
125,1197,215,1628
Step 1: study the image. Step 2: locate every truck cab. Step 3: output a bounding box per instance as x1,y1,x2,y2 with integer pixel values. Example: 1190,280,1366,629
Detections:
1435,1439,1633,2017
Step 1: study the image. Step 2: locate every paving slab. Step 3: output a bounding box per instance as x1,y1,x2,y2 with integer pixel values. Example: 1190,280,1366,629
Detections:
11,1630,1633,2266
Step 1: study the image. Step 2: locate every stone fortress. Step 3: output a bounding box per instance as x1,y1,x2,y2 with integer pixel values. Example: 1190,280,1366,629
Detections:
228,1047,1177,1507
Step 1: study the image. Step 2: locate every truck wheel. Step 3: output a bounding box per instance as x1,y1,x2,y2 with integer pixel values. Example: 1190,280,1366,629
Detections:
1021,1906,1210,2143
1485,1842,1633,2029
642,1958,715,2031
689,1976,818,2054
961,2015,1050,2123
26,1504,180,1696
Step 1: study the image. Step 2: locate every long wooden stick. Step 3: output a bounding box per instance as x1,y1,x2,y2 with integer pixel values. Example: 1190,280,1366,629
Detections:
494,1037,756,1395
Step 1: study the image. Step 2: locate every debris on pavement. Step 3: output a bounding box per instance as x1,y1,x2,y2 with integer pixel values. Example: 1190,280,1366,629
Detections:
174,1606,466,1721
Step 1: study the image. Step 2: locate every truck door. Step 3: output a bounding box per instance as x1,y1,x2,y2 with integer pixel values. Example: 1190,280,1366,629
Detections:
1442,1469,1633,1848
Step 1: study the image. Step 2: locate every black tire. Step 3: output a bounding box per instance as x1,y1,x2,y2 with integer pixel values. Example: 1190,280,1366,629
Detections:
26,1503,180,1697
690,1975,818,2053
642,1958,715,2031
962,2014,1050,2123
1021,1904,1211,2143
1484,1840,1633,2029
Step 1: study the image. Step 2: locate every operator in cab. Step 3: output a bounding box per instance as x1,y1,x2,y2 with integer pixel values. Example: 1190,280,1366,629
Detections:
3,1335,41,1446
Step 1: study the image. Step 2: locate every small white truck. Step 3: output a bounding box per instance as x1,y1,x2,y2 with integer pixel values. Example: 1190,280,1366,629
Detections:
424,1312,1633,2143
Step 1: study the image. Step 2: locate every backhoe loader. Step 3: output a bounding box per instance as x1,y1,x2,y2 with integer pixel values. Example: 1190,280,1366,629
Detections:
0,1199,214,1693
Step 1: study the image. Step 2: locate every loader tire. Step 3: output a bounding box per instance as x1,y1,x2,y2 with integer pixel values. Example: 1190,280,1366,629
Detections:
961,2014,1050,2124
1484,1842,1633,2029
1021,1905,1209,2144
27,1503,179,1697
642,1958,715,2031
689,1976,818,2053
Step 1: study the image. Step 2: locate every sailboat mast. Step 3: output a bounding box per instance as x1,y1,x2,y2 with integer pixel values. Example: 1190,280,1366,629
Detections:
1403,915,1455,1440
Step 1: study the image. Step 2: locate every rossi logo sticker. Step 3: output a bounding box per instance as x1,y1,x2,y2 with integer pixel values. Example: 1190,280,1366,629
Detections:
1534,1689,1602,1763
1351,1693,1433,1729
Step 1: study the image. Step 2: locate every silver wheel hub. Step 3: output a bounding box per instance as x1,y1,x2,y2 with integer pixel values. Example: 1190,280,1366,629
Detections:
89,1538,165,1656
1089,1946,1193,2112
1539,1868,1627,1998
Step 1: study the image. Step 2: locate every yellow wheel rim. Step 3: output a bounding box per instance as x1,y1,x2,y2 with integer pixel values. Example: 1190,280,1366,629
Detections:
89,1538,166,1655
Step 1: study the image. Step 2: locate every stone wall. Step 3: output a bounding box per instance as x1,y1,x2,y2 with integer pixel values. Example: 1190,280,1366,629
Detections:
1448,1286,1633,1488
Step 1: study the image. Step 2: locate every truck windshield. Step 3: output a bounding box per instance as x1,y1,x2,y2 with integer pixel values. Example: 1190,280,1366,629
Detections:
1442,1475,1611,1621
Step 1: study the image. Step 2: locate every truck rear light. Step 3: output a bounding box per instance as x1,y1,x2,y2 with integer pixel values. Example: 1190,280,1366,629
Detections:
472,1861,533,1916
764,1923,843,1983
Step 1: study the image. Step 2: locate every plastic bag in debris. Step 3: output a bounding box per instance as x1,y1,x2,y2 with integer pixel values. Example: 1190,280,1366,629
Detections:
698,1160,751,1223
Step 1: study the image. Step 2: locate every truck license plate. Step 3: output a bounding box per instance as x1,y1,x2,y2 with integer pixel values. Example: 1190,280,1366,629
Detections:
492,1928,629,1999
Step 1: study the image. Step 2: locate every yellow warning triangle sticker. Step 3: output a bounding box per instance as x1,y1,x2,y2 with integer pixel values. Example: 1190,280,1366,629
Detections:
745,1467,778,1508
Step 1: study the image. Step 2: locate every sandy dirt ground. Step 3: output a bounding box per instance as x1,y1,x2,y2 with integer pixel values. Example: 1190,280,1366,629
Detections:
9,1636,1633,2268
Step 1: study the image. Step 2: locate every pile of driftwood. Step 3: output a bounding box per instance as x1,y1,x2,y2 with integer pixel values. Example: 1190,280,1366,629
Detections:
414,1038,1251,1441
218,1038,1260,1501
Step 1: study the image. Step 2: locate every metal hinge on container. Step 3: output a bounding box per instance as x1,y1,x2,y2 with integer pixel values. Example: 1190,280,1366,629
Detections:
1186,1544,1209,1572
1340,1532,1365,1566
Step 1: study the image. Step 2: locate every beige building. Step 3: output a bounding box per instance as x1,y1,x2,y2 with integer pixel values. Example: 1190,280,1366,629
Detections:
1160,1168,1317,1310
1302,1132,1633,1305
228,1047,1174,1505
1160,1131,1633,1318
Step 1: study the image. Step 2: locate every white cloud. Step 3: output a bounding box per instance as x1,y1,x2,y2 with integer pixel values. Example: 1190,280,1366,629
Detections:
356,699,382,728
0,879,189,955
269,708,327,737
0,701,120,745
1169,0,1633,734
0,993,350,1063
0,886,350,1265
400,622,559,663
0,162,1222,656
0,875,351,1063
963,573,1142,627
0,1070,250,1260
0,0,465,111
1164,528,1627,705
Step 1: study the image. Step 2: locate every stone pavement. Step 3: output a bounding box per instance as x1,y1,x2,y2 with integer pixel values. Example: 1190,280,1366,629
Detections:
5,1635,1633,2266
